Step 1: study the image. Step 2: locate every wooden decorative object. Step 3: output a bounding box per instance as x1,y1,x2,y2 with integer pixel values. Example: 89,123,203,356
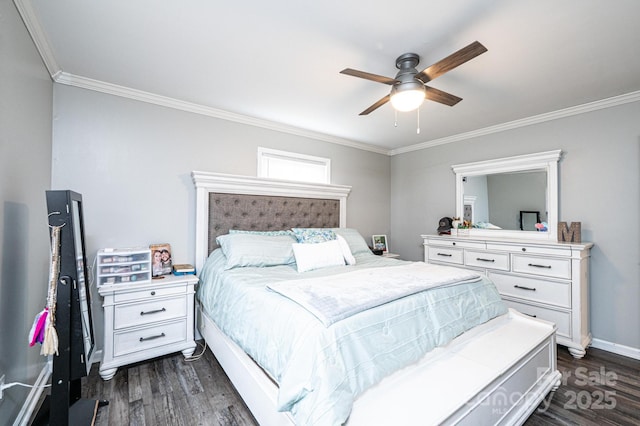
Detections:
558,222,581,243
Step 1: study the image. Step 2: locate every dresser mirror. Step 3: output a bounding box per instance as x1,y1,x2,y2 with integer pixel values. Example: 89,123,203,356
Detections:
452,150,561,240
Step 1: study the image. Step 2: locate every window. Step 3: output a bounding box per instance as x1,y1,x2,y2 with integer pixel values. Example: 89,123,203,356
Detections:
257,147,330,184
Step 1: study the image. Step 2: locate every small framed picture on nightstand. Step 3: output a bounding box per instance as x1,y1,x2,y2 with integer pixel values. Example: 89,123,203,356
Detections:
150,243,172,277
372,235,388,254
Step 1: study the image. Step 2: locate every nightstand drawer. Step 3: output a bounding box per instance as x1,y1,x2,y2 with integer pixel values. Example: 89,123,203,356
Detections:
512,254,571,279
114,285,186,303
464,250,509,271
114,296,186,330
113,320,187,357
490,272,571,309
427,246,463,265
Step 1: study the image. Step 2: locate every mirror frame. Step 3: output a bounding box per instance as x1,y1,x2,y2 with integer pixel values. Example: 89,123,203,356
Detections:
452,150,562,241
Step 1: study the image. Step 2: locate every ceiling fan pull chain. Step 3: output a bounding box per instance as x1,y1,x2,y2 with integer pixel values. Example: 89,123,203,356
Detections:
416,108,421,134
394,109,398,127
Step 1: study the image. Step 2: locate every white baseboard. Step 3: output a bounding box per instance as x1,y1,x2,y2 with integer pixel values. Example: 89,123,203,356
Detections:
12,362,51,426
591,338,640,360
11,350,105,426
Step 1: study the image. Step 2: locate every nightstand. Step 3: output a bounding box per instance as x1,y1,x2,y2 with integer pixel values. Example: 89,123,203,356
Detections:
98,274,198,380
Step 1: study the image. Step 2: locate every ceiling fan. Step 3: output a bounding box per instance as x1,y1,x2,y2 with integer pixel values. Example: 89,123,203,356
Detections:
340,41,487,115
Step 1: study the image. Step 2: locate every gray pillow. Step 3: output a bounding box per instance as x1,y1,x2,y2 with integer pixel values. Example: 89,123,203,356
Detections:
216,233,296,270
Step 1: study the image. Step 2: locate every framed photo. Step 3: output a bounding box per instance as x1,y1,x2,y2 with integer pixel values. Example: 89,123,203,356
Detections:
372,235,388,254
150,243,172,277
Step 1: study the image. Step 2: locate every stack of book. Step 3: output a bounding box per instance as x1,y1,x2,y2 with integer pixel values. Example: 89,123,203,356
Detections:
172,264,196,276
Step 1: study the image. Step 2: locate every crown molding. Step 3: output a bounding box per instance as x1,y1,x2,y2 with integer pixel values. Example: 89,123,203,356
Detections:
54,70,640,159
17,0,639,158
14,0,61,78
52,72,391,156
390,90,640,155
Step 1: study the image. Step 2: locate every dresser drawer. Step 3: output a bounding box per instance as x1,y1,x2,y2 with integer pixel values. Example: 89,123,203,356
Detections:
489,272,571,309
114,296,187,330
503,300,571,339
113,319,187,357
114,285,186,303
427,246,463,265
464,250,509,271
512,254,571,279
427,239,485,249
487,243,571,257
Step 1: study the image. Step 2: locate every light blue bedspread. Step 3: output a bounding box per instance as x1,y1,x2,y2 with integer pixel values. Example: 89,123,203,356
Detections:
197,250,507,426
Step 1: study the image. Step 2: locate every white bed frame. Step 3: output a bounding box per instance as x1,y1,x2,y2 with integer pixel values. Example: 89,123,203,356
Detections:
192,171,561,425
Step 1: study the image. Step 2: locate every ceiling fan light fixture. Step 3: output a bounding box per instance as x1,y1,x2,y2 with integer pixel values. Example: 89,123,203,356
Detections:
390,82,425,112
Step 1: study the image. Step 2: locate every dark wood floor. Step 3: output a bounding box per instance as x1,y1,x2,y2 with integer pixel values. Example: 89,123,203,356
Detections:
525,346,639,426
81,343,639,425
82,343,257,426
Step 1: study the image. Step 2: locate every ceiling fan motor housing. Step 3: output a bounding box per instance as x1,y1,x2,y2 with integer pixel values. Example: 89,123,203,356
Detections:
392,53,426,99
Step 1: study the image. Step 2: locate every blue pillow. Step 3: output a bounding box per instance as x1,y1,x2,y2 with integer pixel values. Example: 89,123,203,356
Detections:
291,228,337,244
216,233,296,270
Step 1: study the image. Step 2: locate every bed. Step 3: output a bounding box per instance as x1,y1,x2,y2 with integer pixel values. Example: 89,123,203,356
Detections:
192,171,561,426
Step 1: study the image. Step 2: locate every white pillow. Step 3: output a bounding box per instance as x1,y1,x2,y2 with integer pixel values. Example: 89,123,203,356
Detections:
336,234,356,265
292,239,346,273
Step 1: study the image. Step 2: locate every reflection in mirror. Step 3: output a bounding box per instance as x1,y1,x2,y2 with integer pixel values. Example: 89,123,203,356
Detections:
452,150,561,241
72,199,94,375
463,171,547,231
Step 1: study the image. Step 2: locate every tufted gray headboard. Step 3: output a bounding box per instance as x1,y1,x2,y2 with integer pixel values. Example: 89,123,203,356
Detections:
207,192,340,253
192,171,352,272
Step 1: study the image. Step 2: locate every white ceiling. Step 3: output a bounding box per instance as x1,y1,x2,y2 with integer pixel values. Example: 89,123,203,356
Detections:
22,0,640,154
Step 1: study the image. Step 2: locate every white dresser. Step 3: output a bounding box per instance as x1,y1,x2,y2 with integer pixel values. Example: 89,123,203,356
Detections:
98,274,198,380
422,234,593,358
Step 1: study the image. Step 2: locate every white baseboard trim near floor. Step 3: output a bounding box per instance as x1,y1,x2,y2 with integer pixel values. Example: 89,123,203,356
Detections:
12,351,104,426
12,362,51,426
591,338,640,360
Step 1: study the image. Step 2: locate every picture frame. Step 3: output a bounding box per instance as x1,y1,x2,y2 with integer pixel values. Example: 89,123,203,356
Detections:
372,235,388,254
150,243,172,277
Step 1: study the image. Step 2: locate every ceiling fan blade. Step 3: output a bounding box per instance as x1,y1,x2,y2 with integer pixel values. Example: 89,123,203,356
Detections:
416,41,487,83
424,86,462,106
340,68,397,85
359,94,391,115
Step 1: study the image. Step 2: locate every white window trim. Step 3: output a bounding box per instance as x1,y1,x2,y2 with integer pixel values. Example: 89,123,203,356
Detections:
257,147,331,184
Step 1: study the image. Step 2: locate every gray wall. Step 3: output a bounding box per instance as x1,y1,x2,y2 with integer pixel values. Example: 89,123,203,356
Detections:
51,84,391,351
0,0,53,423
391,101,640,351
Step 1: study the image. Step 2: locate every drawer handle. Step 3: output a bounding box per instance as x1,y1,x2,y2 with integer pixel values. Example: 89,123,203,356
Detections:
523,313,537,318
437,253,452,257
140,307,166,316
151,291,156,296
514,285,536,291
476,257,495,263
139,332,166,342
528,263,551,269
